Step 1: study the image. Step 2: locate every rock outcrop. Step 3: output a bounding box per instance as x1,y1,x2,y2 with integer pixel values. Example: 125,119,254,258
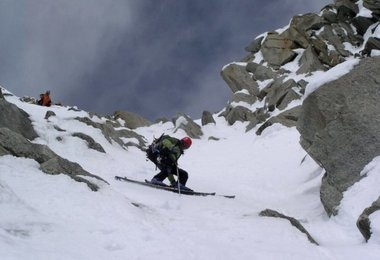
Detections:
201,111,216,126
0,127,106,191
357,197,380,242
0,94,38,140
172,113,203,139
113,110,152,129
72,132,106,153
75,116,146,149
297,56,380,216
220,0,380,136
259,209,319,245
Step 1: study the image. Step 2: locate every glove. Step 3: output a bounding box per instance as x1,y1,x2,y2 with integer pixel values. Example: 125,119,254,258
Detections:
157,155,173,166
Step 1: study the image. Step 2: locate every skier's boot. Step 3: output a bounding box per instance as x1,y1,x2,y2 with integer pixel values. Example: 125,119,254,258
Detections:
150,177,166,186
171,182,193,192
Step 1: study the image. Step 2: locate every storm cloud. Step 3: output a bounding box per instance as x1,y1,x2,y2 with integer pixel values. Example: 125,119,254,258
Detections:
0,0,331,120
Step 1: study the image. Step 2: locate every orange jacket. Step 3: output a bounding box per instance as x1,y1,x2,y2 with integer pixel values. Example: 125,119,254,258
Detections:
38,93,52,106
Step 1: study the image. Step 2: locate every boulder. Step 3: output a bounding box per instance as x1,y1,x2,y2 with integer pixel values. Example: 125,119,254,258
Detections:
221,63,260,95
256,106,301,135
339,21,364,47
247,62,278,81
321,9,339,24
219,106,256,126
172,114,203,139
259,209,319,245
296,46,326,75
113,110,151,129
261,33,298,67
363,0,380,16
45,110,56,120
19,96,37,104
310,37,345,67
297,57,380,216
319,25,351,57
229,92,257,105
280,26,310,49
264,78,301,111
245,108,270,132
352,16,377,36
362,37,380,56
0,98,38,140
290,13,325,32
72,132,106,153
0,145,8,156
245,36,264,53
201,111,216,126
357,197,380,242
335,0,359,21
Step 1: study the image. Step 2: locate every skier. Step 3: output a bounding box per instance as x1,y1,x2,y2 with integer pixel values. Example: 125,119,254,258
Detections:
146,135,193,191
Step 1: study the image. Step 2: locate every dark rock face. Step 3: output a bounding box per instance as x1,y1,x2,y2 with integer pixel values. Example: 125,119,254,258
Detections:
297,57,380,216
0,127,106,191
0,97,38,140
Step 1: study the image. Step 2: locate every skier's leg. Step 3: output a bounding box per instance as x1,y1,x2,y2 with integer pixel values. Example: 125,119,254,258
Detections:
176,168,188,186
152,168,169,183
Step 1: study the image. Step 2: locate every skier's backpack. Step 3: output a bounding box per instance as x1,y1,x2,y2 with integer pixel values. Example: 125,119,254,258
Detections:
146,134,166,165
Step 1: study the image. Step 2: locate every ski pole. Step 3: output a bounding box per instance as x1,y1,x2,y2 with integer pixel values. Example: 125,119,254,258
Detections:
176,164,181,195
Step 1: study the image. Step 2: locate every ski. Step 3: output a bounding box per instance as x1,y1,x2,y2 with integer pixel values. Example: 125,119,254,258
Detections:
115,176,235,199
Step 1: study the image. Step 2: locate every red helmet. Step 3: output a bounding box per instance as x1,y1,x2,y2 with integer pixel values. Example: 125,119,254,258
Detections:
181,137,192,149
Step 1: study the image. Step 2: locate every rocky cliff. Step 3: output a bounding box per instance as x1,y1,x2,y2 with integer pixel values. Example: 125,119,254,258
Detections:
220,0,380,237
221,0,380,134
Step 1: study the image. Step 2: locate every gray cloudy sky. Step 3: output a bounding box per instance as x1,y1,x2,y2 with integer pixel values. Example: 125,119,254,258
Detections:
0,0,331,120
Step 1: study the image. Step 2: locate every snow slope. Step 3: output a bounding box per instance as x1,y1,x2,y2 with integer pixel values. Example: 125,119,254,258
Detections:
1,91,380,260
2,1,380,258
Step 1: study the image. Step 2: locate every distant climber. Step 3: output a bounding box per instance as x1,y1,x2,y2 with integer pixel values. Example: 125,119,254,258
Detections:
146,134,193,191
37,91,52,107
